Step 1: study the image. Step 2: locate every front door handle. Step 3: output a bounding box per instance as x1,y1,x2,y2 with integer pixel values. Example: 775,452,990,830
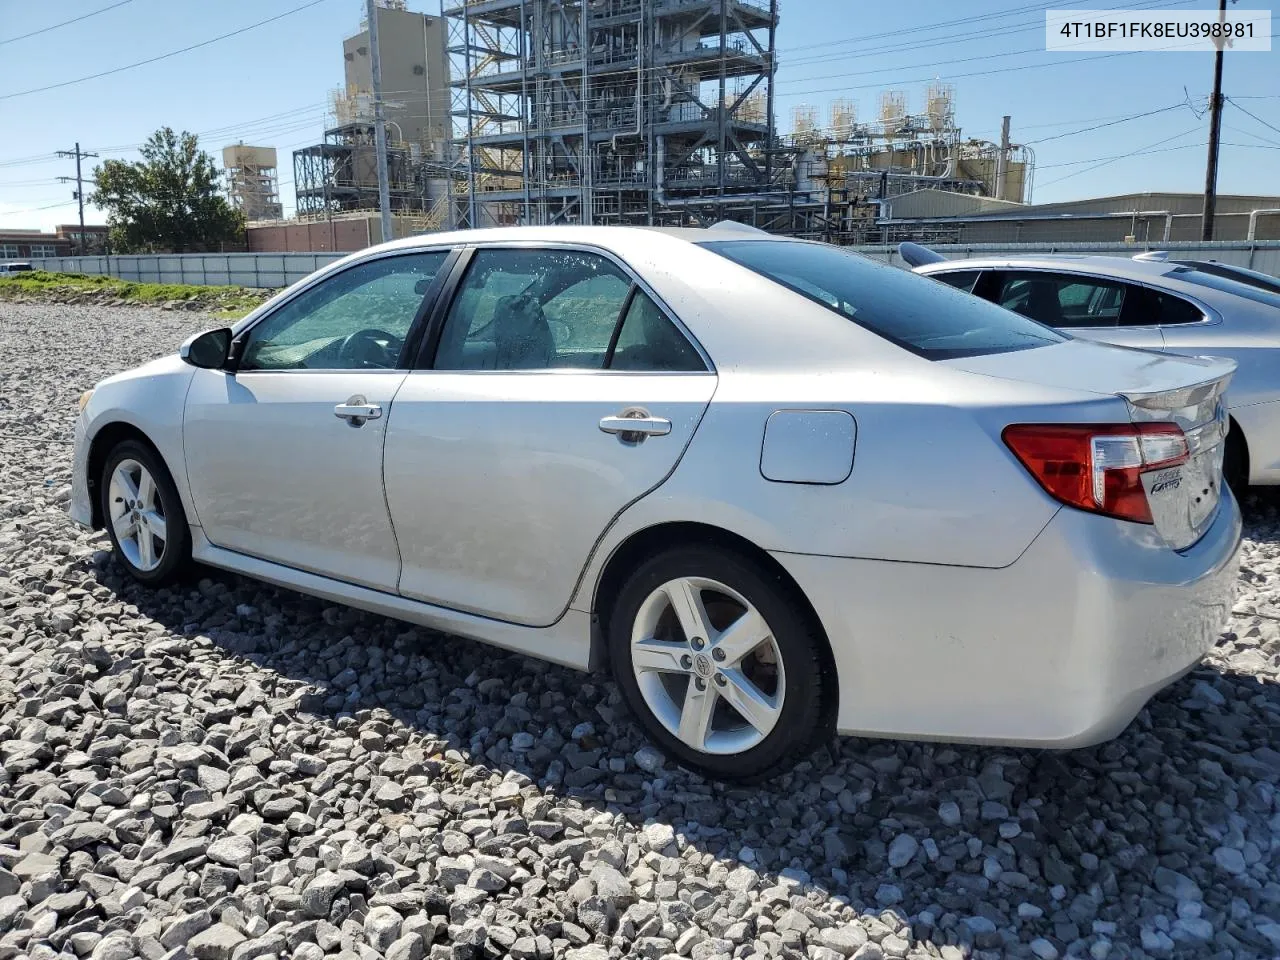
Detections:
599,411,671,443
334,395,382,427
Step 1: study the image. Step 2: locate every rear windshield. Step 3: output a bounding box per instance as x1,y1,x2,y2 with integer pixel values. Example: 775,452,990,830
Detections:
1172,260,1280,294
1169,261,1280,307
701,240,1064,359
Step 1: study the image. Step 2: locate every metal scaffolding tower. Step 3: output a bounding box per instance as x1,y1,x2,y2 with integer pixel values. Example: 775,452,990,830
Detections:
445,0,779,228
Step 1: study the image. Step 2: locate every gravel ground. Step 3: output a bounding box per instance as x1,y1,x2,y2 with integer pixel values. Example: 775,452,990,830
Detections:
1,300,1279,960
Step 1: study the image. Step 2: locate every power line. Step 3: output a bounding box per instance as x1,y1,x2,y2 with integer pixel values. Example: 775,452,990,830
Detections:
1024,104,1191,145
780,0,1198,69
0,0,132,46
0,199,78,217
783,49,1137,99
777,1,1056,56
1036,128,1205,188
0,154,61,170
1222,122,1280,148
0,0,337,102
1227,98,1280,138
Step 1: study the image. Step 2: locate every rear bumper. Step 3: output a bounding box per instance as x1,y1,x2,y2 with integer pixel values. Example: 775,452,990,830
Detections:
773,493,1242,747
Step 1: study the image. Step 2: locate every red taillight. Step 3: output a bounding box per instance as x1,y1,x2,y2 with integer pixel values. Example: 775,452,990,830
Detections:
1003,423,1189,524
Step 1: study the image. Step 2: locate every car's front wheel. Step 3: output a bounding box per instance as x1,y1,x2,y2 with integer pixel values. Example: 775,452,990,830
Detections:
608,545,832,782
100,439,191,586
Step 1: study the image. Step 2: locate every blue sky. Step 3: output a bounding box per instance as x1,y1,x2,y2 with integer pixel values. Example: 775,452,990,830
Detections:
0,0,1276,232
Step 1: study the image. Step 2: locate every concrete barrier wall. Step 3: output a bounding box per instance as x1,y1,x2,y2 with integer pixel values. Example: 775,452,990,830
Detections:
28,252,346,289
30,239,1280,288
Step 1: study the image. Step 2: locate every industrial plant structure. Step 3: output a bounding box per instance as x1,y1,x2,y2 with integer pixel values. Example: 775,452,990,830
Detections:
245,0,1049,249
223,144,283,222
442,0,1031,242
444,0,781,229
292,0,452,237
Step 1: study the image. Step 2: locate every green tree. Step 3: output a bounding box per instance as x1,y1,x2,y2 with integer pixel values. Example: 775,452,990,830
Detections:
92,128,244,253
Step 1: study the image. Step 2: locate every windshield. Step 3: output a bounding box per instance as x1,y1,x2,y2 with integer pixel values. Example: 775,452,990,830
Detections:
701,240,1065,360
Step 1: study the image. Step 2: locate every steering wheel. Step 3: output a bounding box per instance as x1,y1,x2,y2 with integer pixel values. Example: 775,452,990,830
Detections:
336,328,403,368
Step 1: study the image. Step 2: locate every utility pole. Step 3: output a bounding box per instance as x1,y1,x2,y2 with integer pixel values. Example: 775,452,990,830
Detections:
56,142,99,256
1201,0,1229,241
366,0,393,243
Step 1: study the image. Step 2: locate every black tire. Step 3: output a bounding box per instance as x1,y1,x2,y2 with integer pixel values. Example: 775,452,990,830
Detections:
100,439,191,587
608,545,832,783
1224,428,1248,497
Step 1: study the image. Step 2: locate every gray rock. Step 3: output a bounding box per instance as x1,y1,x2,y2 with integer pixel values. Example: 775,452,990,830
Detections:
206,836,254,868
1213,846,1247,875
301,871,344,918
938,802,962,827
886,834,918,868
364,906,403,953
820,925,869,956
385,934,424,960
188,924,246,960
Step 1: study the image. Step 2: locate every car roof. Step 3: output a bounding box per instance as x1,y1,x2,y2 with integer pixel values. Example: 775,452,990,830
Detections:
370,223,800,254
915,254,1185,283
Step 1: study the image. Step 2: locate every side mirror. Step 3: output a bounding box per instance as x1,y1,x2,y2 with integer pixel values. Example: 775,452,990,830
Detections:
180,328,232,370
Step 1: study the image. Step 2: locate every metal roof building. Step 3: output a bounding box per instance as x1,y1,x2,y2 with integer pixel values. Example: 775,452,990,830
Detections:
877,190,1280,244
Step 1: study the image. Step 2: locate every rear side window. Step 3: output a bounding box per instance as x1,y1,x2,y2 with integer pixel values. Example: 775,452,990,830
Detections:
994,271,1127,329
1121,286,1204,326
610,292,705,372
432,247,707,372
929,269,980,293
702,240,1063,359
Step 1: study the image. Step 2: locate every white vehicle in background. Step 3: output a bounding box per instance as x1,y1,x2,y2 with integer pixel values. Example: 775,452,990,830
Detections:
69,227,1240,781
902,242,1280,491
0,261,34,275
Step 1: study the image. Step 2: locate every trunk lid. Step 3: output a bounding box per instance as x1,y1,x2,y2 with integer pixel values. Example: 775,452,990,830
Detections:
946,339,1235,550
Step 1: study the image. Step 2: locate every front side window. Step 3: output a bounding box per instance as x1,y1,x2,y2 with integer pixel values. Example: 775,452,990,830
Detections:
239,252,448,371
433,247,706,372
703,240,1063,359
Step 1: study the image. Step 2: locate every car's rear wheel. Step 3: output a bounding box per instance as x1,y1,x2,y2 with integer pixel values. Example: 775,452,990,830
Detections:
608,546,832,782
100,440,191,586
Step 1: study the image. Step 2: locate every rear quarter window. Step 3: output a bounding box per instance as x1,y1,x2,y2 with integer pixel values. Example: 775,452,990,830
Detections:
928,269,980,293
702,240,1064,360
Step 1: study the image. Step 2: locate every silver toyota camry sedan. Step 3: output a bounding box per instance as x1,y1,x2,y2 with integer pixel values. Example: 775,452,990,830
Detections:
70,225,1241,781
902,243,1280,491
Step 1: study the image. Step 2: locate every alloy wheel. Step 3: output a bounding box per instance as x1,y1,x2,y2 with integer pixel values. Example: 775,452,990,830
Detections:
630,576,785,755
107,458,168,573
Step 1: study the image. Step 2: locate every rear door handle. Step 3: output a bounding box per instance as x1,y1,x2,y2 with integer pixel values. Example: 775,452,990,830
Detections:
599,413,671,442
334,396,382,426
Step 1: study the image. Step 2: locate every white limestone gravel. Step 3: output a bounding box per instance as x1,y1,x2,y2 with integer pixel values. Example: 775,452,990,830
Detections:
1,300,1278,960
